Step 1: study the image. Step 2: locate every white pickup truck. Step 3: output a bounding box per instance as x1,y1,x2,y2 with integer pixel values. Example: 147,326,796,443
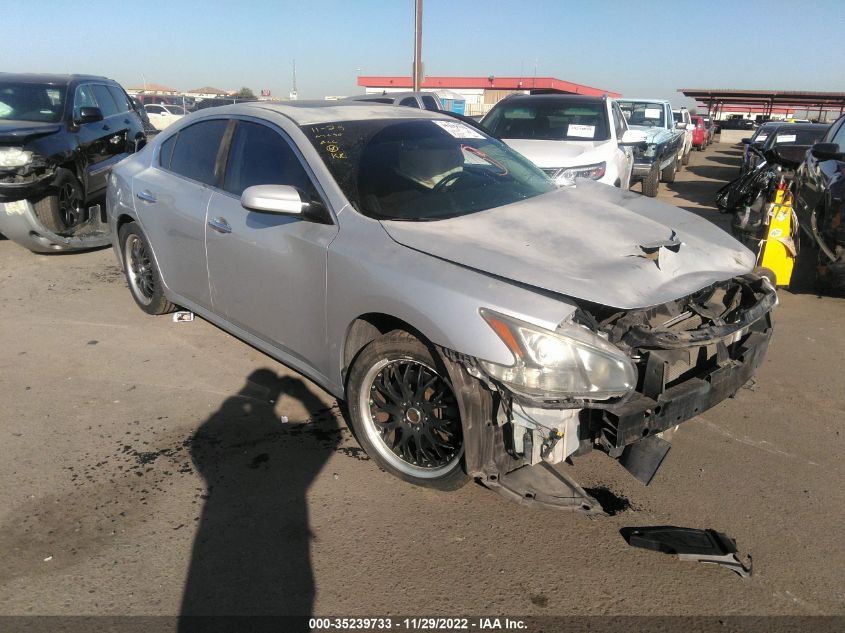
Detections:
673,108,695,165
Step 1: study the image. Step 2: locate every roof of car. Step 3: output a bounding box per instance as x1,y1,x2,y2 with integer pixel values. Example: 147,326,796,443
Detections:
0,73,112,85
767,122,829,132
207,100,447,125
617,98,670,104
500,94,604,104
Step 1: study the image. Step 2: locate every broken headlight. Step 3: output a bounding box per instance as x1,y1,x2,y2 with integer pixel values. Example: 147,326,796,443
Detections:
0,147,33,168
479,308,637,400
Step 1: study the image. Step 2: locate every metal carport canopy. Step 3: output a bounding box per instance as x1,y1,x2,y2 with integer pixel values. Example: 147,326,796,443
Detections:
678,88,845,116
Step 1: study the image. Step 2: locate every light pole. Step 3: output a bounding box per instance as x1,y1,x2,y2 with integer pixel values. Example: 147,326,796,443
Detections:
412,0,423,92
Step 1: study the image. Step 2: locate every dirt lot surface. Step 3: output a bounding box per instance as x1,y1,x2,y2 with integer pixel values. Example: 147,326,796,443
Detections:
1,143,843,622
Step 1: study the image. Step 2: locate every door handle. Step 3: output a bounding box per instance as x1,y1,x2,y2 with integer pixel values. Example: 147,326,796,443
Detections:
136,190,157,203
208,217,232,234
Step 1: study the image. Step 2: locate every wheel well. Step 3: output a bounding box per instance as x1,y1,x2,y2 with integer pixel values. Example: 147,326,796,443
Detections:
116,214,135,235
114,214,136,260
342,313,425,382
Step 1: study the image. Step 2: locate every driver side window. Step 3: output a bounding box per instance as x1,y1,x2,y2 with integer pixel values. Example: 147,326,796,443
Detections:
612,104,626,138
73,84,97,120
223,120,317,198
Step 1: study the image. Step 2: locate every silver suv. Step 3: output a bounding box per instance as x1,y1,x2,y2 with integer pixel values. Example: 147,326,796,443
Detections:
107,102,775,511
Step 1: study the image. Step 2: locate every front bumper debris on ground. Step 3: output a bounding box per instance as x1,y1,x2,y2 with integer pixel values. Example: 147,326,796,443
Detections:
0,198,111,253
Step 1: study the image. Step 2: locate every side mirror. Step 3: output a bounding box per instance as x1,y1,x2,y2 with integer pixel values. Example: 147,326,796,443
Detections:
620,129,648,147
241,184,306,216
675,122,686,130
686,123,696,131
741,137,752,145
811,142,842,161
76,106,103,124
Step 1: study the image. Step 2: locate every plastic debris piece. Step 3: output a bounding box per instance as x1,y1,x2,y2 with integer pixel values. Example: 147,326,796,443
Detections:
172,311,194,323
620,525,753,578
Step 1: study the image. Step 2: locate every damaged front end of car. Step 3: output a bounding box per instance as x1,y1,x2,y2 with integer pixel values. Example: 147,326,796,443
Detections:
441,274,776,514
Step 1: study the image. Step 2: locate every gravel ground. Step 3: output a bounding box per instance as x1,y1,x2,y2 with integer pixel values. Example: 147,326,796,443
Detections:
1,142,843,623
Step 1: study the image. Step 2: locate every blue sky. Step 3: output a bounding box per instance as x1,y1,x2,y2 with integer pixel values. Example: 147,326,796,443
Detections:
2,0,843,107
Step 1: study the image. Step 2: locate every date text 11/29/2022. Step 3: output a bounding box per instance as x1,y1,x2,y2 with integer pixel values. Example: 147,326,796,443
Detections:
309,617,528,631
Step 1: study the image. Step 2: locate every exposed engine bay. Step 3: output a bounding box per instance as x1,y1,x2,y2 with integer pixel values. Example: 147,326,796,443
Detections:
445,274,776,513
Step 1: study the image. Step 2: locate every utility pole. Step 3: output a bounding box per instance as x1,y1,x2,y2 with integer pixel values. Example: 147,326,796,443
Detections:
412,0,423,92
290,59,298,101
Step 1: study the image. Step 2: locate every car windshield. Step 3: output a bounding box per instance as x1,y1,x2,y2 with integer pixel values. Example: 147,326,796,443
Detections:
764,127,827,149
164,105,186,115
302,118,556,222
483,100,610,141
0,82,66,123
618,101,665,128
673,112,683,123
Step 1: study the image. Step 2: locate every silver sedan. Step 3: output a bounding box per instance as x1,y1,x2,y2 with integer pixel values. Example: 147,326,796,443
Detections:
106,102,776,511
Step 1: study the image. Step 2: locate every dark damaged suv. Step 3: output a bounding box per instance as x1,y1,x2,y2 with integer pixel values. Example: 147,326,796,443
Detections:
0,74,146,252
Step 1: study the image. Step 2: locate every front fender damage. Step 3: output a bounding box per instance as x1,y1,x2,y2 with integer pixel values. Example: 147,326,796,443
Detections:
439,348,606,515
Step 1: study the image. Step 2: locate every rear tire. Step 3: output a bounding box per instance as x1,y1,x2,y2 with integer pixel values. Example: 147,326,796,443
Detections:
641,163,660,197
346,330,469,491
32,168,84,232
119,223,175,315
661,156,677,183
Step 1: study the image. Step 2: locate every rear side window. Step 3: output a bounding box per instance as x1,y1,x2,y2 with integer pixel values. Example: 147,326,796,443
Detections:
223,120,315,197
107,85,131,112
92,84,120,118
167,120,228,186
420,95,440,111
399,97,420,108
159,134,177,168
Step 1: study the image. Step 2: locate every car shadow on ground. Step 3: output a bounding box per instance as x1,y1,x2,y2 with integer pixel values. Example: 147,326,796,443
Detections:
178,368,340,632
703,153,744,167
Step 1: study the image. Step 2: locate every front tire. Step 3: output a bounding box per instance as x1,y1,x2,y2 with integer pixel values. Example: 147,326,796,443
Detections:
346,330,469,491
682,148,690,165
641,163,660,197
119,223,175,315
32,168,85,232
661,156,677,183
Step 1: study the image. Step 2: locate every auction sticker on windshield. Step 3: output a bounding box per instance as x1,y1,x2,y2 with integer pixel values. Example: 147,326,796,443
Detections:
568,124,596,138
434,120,486,139
644,108,662,119
776,134,797,143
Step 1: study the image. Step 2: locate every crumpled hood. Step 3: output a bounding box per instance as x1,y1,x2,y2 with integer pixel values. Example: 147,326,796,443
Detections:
501,138,607,168
380,180,755,310
0,120,62,143
627,125,674,145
